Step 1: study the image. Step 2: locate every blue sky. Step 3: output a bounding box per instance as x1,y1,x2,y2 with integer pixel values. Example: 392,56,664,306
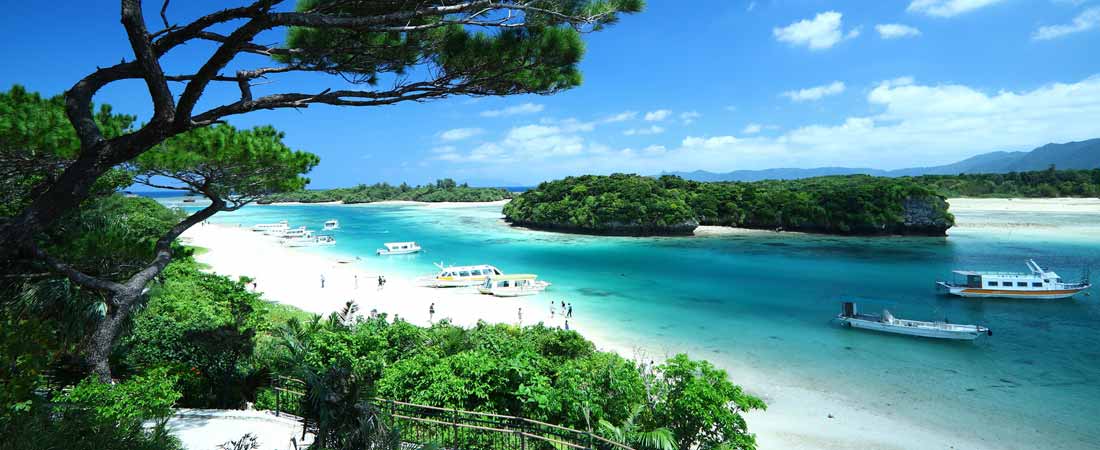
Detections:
1,1,1098,187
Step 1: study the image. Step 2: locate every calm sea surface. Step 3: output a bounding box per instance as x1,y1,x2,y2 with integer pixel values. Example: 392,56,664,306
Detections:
173,197,1100,449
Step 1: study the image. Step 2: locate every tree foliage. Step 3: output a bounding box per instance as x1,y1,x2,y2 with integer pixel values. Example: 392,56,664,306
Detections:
264,313,764,449
504,173,954,236
909,168,1100,198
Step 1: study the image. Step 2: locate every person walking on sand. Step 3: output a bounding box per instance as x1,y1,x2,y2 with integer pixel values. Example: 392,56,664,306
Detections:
561,300,565,310
320,274,326,289
429,303,436,322
550,301,556,319
567,303,573,318
377,275,384,289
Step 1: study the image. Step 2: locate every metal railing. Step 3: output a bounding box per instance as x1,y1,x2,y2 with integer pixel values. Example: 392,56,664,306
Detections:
271,376,634,450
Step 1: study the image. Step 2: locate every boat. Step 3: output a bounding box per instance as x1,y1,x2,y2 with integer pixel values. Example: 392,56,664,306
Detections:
282,234,336,247
477,274,550,297
836,302,991,340
376,241,421,255
323,219,340,231
418,263,502,287
251,220,289,233
937,259,1091,299
275,226,311,239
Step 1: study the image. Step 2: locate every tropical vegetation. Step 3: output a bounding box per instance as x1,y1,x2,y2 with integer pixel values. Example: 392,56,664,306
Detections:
260,179,512,204
910,168,1100,198
504,173,955,236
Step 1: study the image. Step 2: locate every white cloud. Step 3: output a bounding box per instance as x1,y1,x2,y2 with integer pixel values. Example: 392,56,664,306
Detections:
604,111,638,123
1033,7,1100,40
421,75,1100,183
623,125,666,136
782,81,846,102
680,111,702,124
907,0,1005,17
773,11,859,50
644,109,672,121
724,105,738,112
480,102,544,117
876,23,922,39
439,127,483,141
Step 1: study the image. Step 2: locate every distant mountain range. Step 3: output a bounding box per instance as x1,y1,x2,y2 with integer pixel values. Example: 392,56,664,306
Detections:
662,138,1100,182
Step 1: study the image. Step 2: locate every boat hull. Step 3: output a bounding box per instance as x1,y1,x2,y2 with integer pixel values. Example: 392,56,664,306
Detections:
377,249,420,255
842,318,982,340
937,282,1087,299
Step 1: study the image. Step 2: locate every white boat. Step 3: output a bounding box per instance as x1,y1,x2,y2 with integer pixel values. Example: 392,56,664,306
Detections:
251,220,289,233
937,259,1091,299
275,226,311,239
836,302,991,340
323,219,340,231
418,263,502,287
376,241,421,255
477,274,550,297
282,234,336,247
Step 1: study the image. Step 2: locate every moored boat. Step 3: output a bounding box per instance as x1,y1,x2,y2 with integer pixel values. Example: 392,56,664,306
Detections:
937,259,1091,299
282,233,336,247
251,220,289,234
419,263,502,287
377,241,421,255
276,226,311,239
323,219,340,231
836,302,991,340
477,274,550,297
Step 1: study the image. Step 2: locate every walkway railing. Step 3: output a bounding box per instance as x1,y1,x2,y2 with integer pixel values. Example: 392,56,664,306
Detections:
271,376,634,450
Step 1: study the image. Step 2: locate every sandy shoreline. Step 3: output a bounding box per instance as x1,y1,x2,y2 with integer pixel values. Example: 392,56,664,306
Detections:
177,197,1100,450
181,221,1010,450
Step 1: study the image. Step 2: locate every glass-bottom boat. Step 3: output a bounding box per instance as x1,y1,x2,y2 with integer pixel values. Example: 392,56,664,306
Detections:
836,302,991,340
937,259,1090,299
477,274,550,297
419,263,502,287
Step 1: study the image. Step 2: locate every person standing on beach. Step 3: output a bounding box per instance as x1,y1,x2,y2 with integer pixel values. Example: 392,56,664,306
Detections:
567,303,573,318
429,303,436,322
564,320,570,331
518,307,523,325
550,301,556,319
354,274,359,289
320,274,326,288
377,275,383,289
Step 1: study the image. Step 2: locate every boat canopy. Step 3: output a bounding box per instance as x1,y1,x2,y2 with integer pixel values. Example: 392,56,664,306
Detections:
489,274,537,281
383,241,417,249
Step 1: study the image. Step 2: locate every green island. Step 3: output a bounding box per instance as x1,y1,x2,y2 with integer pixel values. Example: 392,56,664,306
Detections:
503,173,956,236
258,179,513,204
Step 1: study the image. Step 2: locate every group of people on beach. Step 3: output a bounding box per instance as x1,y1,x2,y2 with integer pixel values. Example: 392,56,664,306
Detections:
550,300,573,319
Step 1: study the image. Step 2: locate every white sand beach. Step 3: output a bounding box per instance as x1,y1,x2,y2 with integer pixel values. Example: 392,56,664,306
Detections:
948,197,1100,213
180,214,1020,450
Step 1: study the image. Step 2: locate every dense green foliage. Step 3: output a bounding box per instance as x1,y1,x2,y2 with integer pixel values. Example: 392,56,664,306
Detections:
0,85,135,217
130,124,319,204
262,312,764,449
280,0,642,93
909,168,1100,198
504,173,954,236
260,178,512,204
117,261,269,408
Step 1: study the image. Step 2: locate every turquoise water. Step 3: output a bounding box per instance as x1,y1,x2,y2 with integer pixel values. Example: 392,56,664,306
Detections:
176,198,1100,449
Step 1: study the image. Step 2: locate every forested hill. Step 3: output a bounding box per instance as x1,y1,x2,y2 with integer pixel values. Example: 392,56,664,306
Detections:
664,138,1100,182
911,168,1100,197
258,179,512,204
503,174,954,236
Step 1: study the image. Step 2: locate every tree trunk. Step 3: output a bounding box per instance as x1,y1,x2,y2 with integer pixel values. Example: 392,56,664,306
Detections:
85,291,138,382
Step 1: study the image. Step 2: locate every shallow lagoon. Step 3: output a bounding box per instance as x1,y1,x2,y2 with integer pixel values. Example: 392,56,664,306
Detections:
185,198,1100,449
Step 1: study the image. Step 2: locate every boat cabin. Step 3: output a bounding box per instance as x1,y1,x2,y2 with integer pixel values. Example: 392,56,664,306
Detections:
951,260,1065,292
